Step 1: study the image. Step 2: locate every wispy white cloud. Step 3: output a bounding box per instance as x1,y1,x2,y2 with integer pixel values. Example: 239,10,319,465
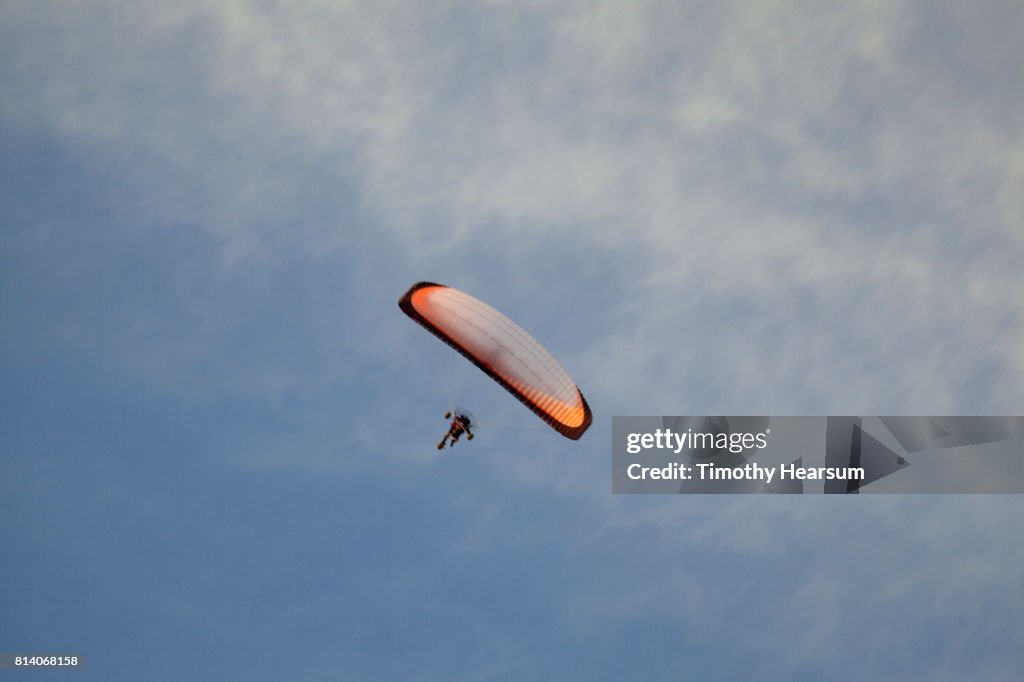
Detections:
5,0,1021,424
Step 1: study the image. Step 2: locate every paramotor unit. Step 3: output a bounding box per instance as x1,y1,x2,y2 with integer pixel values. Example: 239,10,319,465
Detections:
399,281,592,442
438,410,475,450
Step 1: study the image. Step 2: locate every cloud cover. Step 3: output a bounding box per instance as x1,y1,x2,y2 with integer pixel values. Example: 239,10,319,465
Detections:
2,1,1023,679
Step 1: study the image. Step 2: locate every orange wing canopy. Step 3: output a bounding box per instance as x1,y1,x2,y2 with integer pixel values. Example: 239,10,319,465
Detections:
399,282,592,440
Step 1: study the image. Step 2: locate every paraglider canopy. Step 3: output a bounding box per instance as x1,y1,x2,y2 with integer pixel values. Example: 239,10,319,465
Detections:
399,282,592,440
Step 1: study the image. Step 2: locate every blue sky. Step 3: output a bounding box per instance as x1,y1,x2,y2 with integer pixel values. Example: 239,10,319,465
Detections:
2,1,1023,679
